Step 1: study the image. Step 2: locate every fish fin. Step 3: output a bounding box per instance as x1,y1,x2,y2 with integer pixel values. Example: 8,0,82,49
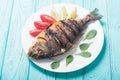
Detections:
90,8,103,20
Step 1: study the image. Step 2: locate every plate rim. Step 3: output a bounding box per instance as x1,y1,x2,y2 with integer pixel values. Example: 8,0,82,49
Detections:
22,3,104,73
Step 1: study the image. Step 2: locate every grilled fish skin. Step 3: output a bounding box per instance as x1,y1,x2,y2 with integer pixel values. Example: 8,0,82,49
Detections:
28,8,103,59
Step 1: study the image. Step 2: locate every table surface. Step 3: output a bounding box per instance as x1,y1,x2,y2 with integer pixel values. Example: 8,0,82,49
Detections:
0,0,120,80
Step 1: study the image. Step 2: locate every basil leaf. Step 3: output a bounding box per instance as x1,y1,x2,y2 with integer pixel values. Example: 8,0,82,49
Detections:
79,43,92,51
79,51,91,58
66,55,74,66
51,61,60,69
85,29,97,40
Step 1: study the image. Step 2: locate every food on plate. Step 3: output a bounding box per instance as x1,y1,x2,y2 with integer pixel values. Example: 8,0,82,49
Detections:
69,7,77,19
29,14,56,37
51,7,77,21
60,6,67,20
28,8,102,59
29,29,42,37
40,14,56,24
34,21,51,30
51,9,58,21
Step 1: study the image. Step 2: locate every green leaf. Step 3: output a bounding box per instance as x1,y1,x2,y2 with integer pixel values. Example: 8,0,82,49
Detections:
51,61,60,69
79,42,92,51
85,29,97,40
79,51,91,58
66,55,74,66
60,6,68,20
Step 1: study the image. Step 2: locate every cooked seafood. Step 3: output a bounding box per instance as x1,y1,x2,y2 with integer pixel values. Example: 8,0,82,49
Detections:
28,8,102,59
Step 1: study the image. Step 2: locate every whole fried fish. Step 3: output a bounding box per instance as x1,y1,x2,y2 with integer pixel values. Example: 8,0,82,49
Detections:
28,8,102,59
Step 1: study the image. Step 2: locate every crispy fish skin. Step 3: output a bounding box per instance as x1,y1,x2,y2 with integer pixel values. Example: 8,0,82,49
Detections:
28,8,102,59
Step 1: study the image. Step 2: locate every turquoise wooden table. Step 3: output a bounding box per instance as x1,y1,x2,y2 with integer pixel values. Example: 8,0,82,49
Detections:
0,0,120,80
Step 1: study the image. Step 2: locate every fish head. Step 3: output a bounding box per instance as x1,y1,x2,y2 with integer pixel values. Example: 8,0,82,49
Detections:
27,41,44,59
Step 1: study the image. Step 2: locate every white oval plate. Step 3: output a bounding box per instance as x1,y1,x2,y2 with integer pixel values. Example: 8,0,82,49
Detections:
22,3,104,73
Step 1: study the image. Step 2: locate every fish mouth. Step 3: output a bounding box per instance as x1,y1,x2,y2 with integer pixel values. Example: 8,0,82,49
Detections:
28,42,45,59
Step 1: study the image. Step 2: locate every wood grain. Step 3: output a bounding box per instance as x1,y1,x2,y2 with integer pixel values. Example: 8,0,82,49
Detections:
0,0,34,79
0,0,14,79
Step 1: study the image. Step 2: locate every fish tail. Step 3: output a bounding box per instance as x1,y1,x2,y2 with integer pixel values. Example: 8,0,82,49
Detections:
90,8,103,20
77,8,103,26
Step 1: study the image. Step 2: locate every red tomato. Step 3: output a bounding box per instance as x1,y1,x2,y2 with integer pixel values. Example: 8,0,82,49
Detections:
29,29,42,37
40,14,56,24
34,21,50,30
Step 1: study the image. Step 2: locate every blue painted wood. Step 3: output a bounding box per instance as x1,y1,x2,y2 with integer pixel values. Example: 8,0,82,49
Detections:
0,0,14,79
107,0,120,79
0,0,120,80
0,0,34,79
81,0,112,80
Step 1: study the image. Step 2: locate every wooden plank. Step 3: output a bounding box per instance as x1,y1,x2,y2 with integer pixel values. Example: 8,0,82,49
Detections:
0,0,14,78
28,0,54,80
81,0,112,80
110,29,120,80
106,0,120,79
0,0,35,79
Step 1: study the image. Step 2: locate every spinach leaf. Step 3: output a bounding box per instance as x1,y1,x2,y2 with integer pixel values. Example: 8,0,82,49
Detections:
79,43,92,51
51,61,60,69
79,51,91,58
85,29,97,40
66,55,74,66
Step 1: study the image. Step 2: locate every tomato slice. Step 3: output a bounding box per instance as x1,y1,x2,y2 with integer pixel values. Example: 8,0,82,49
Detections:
34,21,50,30
29,29,42,37
40,14,56,24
